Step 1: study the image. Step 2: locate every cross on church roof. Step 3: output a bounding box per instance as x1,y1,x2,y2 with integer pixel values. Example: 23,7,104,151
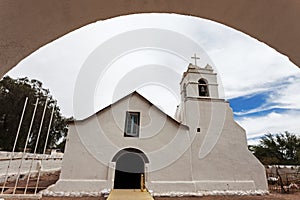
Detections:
191,53,200,66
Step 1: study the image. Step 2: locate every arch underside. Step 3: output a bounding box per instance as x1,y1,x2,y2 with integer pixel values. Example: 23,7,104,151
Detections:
112,148,148,189
112,148,149,163
0,0,299,77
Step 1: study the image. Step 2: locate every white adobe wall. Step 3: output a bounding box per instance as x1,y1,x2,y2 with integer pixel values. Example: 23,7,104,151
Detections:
49,93,192,193
49,93,267,194
186,99,268,191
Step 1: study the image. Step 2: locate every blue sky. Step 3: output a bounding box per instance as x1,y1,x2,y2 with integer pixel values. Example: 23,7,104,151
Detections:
6,13,300,145
228,73,300,143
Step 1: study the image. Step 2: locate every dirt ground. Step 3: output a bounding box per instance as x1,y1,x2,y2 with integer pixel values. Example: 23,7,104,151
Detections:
1,170,299,200
0,191,298,200
40,192,300,200
156,192,300,200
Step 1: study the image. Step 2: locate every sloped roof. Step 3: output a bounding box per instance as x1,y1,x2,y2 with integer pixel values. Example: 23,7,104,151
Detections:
70,91,188,129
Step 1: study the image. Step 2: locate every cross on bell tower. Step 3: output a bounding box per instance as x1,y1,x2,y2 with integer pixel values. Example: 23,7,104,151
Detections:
191,53,200,66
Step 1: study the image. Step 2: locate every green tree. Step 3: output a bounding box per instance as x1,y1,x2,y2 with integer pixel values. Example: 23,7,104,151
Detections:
249,132,300,165
0,76,69,153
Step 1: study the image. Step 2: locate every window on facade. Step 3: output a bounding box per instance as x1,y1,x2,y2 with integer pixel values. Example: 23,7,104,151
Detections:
124,112,140,137
198,79,209,97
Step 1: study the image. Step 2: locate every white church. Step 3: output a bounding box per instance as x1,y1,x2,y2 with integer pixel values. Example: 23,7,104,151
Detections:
49,61,268,194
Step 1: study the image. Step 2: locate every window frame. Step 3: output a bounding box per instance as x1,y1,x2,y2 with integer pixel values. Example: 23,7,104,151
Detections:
124,111,140,137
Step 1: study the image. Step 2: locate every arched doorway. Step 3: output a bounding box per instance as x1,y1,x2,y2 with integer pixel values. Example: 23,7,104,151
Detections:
112,148,149,189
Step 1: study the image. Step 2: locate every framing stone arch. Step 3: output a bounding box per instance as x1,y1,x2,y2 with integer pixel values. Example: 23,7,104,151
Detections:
0,0,300,77
112,148,149,189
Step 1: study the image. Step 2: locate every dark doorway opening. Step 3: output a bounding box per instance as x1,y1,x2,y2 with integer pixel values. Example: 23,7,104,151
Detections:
113,149,147,189
114,170,144,189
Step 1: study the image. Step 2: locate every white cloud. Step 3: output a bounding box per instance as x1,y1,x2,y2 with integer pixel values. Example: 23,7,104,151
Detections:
238,110,300,139
268,75,300,109
231,74,300,116
208,38,300,99
234,75,300,140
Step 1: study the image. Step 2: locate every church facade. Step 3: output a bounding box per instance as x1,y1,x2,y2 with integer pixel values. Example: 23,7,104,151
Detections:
49,63,268,194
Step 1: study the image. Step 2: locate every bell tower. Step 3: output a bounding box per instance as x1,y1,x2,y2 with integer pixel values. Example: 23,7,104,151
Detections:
180,63,219,101
178,54,220,126
180,53,219,103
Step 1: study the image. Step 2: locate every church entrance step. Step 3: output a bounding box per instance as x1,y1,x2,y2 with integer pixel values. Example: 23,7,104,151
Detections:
107,189,154,200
